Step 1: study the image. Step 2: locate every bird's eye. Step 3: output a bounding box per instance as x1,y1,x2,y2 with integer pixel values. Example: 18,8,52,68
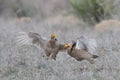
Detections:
55,38,58,41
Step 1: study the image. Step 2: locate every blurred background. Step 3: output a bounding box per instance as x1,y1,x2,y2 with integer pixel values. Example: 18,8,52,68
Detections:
0,0,120,80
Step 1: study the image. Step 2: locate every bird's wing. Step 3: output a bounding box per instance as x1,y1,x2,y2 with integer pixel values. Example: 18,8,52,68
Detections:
75,36,87,50
76,36,97,54
87,39,97,54
16,32,47,49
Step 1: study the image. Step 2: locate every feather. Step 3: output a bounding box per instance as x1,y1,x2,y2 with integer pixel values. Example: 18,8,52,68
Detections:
76,36,97,54
16,32,47,49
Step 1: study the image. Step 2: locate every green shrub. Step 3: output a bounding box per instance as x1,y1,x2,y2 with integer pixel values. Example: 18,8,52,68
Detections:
69,0,114,24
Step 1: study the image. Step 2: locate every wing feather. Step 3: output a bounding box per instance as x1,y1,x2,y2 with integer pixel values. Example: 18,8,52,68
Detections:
87,39,97,54
76,36,97,54
16,32,47,49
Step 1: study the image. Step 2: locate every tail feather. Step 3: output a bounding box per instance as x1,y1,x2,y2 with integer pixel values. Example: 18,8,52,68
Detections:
92,55,99,58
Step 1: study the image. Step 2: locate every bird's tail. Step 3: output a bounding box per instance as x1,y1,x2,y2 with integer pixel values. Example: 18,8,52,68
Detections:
92,55,99,58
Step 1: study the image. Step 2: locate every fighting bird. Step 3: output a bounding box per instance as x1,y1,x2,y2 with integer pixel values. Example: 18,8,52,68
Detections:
64,36,98,64
16,32,66,60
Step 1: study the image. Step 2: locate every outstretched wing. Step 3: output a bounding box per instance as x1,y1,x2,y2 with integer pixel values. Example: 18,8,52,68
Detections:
76,36,87,50
76,36,97,54
87,39,97,54
16,32,47,49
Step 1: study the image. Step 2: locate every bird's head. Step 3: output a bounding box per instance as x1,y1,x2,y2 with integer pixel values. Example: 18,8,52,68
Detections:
50,34,58,41
64,43,71,48
51,34,56,39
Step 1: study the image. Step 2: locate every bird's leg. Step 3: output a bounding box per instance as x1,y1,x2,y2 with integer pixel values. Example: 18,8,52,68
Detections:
90,60,95,64
44,51,51,60
45,57,50,60
82,53,95,64
50,54,56,60
50,51,58,60
87,58,95,64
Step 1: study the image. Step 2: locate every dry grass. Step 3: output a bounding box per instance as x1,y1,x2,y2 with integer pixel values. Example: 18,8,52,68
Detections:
95,19,120,53
0,17,120,80
0,0,120,80
95,20,120,32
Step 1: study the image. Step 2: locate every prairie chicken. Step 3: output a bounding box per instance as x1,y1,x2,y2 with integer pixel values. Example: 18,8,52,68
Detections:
16,32,66,60
64,37,98,64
